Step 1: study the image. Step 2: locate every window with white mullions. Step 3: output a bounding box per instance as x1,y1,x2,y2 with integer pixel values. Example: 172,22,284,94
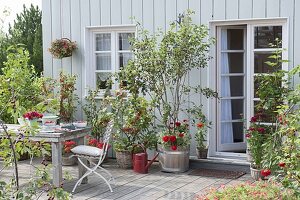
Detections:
218,26,246,151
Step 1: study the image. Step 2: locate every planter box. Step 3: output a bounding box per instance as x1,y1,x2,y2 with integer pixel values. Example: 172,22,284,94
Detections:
157,145,189,172
116,151,132,169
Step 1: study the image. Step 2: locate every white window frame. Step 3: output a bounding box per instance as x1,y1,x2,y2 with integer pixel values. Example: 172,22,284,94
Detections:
209,18,288,158
84,25,136,97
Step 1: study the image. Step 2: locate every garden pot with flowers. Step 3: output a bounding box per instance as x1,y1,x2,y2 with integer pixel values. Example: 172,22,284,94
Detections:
246,114,271,180
48,38,77,59
21,111,43,126
157,120,191,172
195,122,208,159
62,140,77,166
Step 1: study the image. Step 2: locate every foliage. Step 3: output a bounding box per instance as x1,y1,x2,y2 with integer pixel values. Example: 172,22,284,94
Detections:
197,181,296,200
0,4,43,74
59,71,78,123
0,121,71,199
117,10,217,130
86,135,111,149
0,46,43,123
110,91,156,152
158,120,191,150
49,38,77,59
82,88,112,141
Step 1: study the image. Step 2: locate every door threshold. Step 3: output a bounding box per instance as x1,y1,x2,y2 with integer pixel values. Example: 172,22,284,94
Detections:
190,155,250,166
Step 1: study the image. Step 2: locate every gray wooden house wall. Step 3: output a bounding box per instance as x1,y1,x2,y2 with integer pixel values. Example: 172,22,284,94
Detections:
42,0,300,157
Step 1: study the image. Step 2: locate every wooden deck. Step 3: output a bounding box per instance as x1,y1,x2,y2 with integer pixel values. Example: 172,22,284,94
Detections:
0,159,252,200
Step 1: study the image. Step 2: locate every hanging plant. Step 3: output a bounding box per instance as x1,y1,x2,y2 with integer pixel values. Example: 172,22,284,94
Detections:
48,38,77,59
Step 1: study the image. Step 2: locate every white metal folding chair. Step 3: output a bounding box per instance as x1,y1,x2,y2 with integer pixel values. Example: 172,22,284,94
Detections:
70,121,114,193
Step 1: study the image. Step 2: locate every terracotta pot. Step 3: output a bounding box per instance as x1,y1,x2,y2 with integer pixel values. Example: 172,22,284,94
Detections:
62,154,76,166
250,166,263,181
196,148,208,159
116,151,132,169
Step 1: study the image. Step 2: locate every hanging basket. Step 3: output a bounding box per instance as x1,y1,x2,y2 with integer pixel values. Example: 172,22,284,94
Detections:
48,38,77,59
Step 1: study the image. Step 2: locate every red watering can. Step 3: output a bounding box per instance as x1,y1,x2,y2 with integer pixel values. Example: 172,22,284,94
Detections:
133,145,159,174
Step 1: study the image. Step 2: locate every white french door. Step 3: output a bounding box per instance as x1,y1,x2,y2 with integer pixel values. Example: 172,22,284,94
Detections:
215,20,287,153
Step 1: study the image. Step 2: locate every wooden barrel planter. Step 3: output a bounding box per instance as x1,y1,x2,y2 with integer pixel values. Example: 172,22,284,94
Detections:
157,145,189,172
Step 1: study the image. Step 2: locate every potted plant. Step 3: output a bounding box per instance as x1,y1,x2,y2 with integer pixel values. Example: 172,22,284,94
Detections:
117,11,217,172
58,72,78,126
62,140,77,166
246,115,271,180
195,122,208,159
110,92,154,169
48,38,77,59
157,120,191,172
22,111,43,126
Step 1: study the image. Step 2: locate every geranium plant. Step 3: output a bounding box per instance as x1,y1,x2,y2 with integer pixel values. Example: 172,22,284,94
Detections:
86,136,111,150
158,120,191,150
23,111,43,120
63,140,76,155
48,38,77,59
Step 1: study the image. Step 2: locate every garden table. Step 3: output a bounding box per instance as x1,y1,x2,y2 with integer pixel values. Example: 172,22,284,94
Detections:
0,124,91,187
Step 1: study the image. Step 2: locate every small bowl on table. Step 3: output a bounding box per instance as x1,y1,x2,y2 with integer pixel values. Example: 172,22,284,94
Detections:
73,121,87,128
42,115,59,126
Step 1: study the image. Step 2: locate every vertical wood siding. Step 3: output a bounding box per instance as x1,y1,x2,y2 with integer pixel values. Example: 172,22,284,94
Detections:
42,0,299,156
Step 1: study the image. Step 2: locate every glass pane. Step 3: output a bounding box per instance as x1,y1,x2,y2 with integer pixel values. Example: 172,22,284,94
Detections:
221,99,244,120
119,33,134,50
254,101,277,123
96,53,111,70
254,26,282,49
96,33,111,51
222,29,244,50
221,122,244,144
221,52,244,73
254,52,281,73
96,73,112,89
221,76,244,97
119,53,132,69
254,75,282,98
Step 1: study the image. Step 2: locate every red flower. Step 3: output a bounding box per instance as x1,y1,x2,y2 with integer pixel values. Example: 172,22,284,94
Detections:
179,133,184,137
260,169,271,177
245,133,251,139
171,145,177,150
197,122,204,128
249,127,255,131
250,116,257,123
169,135,177,142
175,122,181,127
97,142,104,149
162,135,169,142
257,127,265,133
278,162,286,168
88,139,98,146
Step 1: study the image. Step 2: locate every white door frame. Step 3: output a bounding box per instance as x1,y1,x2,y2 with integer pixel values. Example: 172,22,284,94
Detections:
208,18,288,158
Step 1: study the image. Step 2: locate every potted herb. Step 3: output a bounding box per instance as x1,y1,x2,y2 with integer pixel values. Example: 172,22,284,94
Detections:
62,140,76,166
195,122,208,159
48,38,77,59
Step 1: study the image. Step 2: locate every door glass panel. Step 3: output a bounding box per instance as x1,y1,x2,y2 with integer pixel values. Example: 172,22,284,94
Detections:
221,53,244,73
254,52,281,73
96,33,111,51
96,53,111,70
119,33,134,50
221,122,244,144
96,73,112,89
119,52,132,69
254,26,282,48
221,99,244,120
224,29,244,50
221,76,244,97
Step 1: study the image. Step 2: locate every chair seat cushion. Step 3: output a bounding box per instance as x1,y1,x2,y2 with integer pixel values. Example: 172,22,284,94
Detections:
71,145,103,157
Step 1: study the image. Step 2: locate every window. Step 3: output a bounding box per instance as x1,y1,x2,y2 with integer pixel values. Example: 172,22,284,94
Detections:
213,19,288,153
85,26,136,95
